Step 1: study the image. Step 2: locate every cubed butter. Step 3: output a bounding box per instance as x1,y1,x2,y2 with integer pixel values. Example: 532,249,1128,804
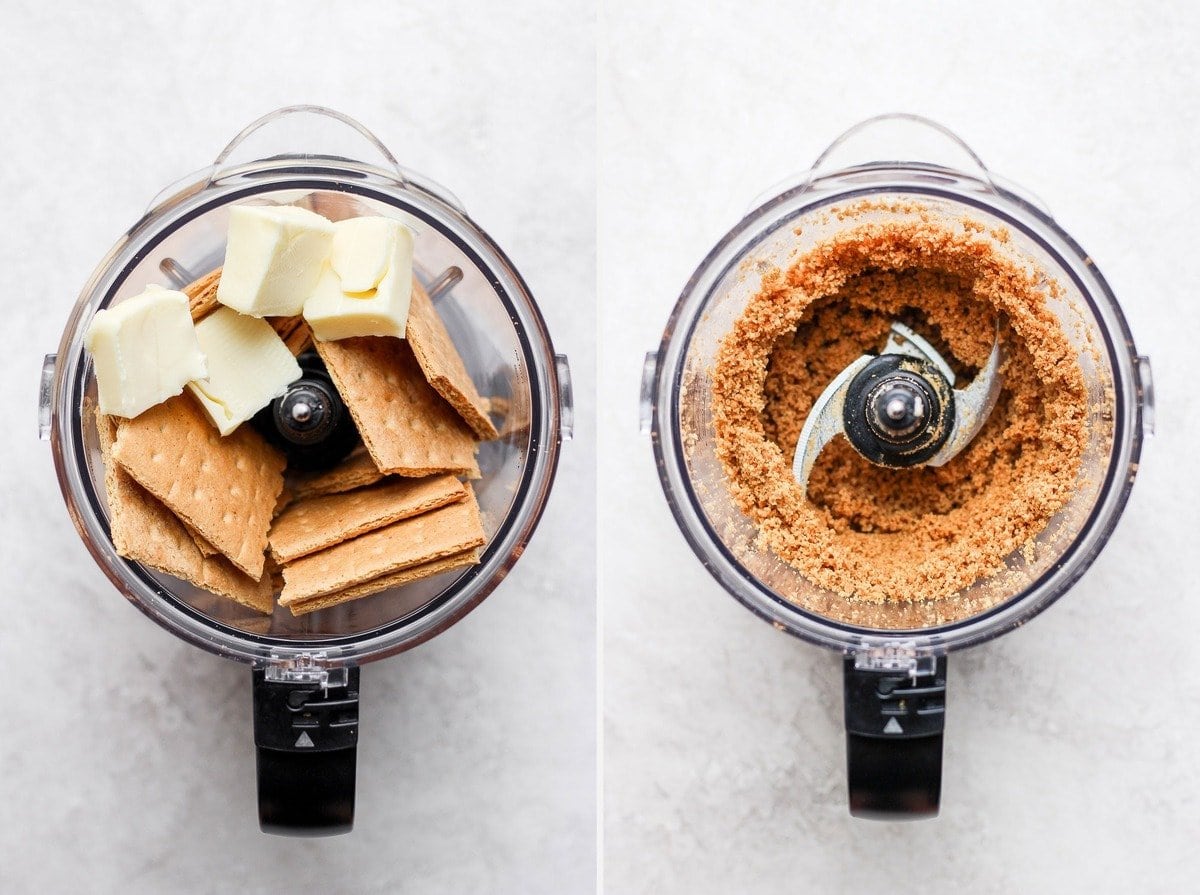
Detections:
84,285,207,418
186,307,302,436
303,216,414,341
216,205,335,317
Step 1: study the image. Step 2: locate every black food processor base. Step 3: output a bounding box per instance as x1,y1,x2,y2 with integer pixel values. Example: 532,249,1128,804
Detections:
843,657,947,819
252,668,361,836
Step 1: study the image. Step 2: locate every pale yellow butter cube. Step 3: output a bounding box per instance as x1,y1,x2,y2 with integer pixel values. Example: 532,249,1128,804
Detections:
216,205,335,317
330,216,398,292
303,217,414,341
186,307,302,435
84,285,207,418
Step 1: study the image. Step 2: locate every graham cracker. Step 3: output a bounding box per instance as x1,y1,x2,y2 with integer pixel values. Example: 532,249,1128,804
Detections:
264,555,285,595
407,279,499,440
112,394,285,579
274,486,294,518
269,316,314,356
314,336,480,477
290,444,385,501
182,518,221,557
286,549,480,617
269,474,466,563
279,484,486,605
183,267,222,322
95,411,273,614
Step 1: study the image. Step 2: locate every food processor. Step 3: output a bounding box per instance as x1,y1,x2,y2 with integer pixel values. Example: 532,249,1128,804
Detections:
641,114,1152,818
39,106,573,835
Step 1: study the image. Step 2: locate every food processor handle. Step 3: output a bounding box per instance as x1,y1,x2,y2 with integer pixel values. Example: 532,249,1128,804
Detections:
803,113,1054,216
842,655,947,819
209,104,406,183
806,113,995,191
251,667,360,836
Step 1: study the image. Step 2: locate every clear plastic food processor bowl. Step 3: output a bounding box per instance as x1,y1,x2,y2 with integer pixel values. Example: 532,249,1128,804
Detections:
644,115,1152,656
41,107,573,668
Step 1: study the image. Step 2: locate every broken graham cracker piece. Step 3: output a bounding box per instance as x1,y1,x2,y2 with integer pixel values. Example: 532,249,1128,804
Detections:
269,474,466,564
315,336,480,477
279,484,486,605
111,394,285,579
269,316,314,356
264,555,285,595
181,518,221,557
95,410,273,614
286,549,480,617
183,267,222,322
290,444,385,501
406,279,499,440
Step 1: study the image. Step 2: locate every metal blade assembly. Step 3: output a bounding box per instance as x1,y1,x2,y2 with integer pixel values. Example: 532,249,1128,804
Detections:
792,321,1003,498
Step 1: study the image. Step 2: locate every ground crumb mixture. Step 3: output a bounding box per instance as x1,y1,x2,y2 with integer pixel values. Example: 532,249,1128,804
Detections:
711,208,1088,605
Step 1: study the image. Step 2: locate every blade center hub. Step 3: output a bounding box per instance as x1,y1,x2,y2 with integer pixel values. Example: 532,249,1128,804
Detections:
276,383,333,442
868,377,929,441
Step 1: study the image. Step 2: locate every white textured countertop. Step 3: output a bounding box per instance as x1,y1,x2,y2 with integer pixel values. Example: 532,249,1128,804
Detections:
0,2,594,893
600,2,1200,893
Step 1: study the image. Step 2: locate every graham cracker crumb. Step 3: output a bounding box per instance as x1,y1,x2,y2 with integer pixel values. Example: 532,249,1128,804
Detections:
709,209,1088,612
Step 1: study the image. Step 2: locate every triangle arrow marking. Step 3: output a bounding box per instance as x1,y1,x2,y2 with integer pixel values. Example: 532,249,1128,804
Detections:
295,731,315,748
883,717,904,735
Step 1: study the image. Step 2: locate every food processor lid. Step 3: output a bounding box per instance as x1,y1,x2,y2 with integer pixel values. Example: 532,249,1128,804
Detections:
645,114,1153,656
43,106,572,668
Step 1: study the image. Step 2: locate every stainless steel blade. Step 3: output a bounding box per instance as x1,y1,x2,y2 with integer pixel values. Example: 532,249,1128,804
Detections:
792,354,873,498
880,322,957,385
927,335,1003,466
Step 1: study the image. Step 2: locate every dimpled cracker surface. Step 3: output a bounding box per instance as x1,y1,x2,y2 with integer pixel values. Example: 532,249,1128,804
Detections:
315,336,480,477
269,474,466,563
183,267,222,322
286,549,480,616
95,411,273,614
111,394,285,579
290,444,386,501
406,279,499,440
279,485,486,604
